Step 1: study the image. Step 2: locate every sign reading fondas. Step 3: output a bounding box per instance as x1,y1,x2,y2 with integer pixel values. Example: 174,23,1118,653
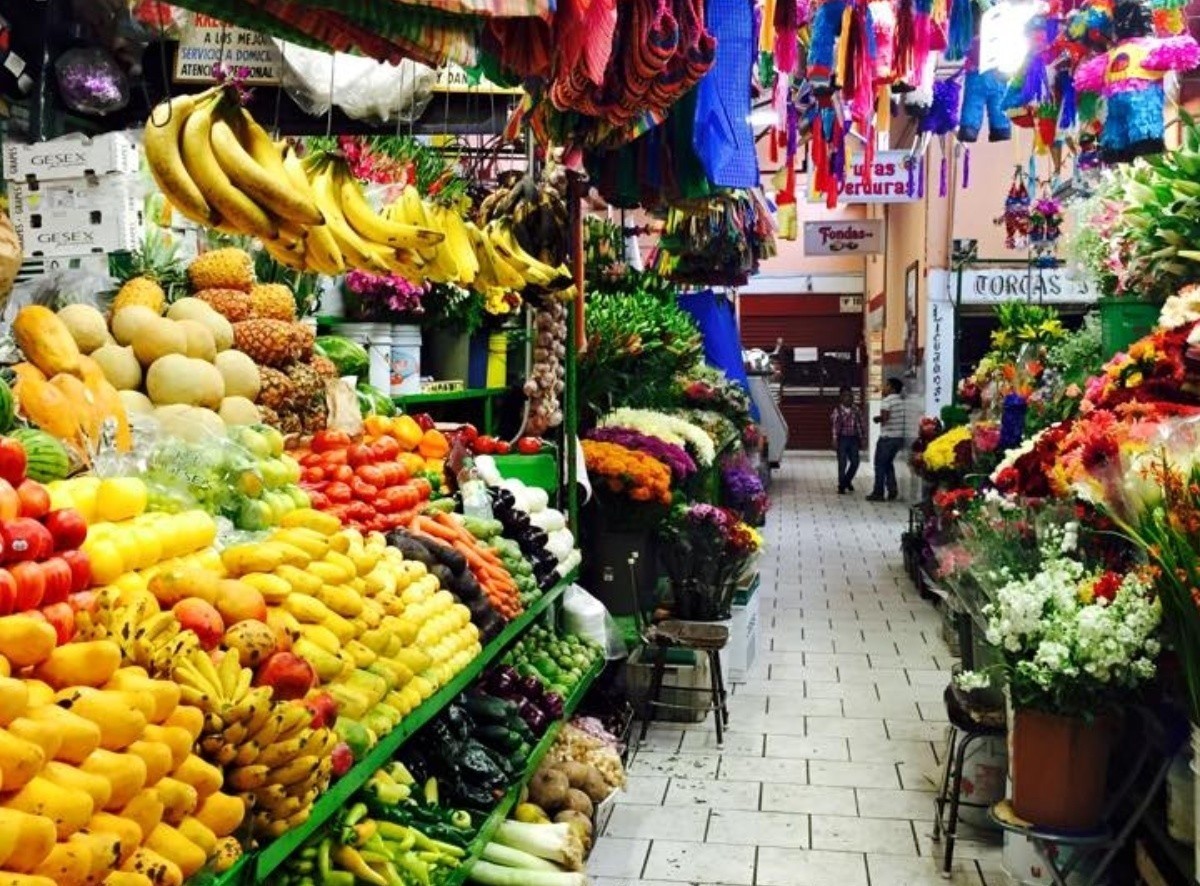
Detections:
959,268,1096,304
804,220,882,255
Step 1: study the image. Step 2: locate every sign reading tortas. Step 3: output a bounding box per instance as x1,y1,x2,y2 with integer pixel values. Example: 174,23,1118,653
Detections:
804,220,883,255
959,267,1096,304
175,14,282,84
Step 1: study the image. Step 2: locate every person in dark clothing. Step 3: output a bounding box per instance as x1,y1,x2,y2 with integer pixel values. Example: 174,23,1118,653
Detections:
831,385,865,494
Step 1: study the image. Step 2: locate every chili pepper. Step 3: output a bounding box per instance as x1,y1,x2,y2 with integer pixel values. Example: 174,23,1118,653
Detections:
332,845,389,886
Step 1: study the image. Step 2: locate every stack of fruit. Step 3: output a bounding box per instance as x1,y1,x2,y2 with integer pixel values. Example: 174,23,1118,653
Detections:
361,415,450,489
292,429,436,532
0,632,247,886
503,626,604,701
110,246,336,438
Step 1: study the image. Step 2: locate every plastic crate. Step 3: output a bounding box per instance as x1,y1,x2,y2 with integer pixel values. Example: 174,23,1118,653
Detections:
492,451,557,494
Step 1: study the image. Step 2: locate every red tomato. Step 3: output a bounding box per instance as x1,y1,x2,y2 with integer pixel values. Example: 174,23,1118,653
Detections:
40,601,75,645
312,430,352,453
373,495,398,514
346,444,375,468
351,479,379,501
0,438,27,487
381,487,409,511
356,465,387,487
517,436,543,455
473,437,495,455
410,478,433,501
346,501,373,523
326,482,353,504
39,557,74,606
0,480,20,523
43,509,88,552
16,480,50,519
0,569,15,616
305,467,327,484
493,440,511,455
382,463,406,486
371,437,400,461
10,561,45,610
299,453,323,468
331,465,354,484
319,449,348,466
457,423,479,444
308,491,331,510
325,504,350,522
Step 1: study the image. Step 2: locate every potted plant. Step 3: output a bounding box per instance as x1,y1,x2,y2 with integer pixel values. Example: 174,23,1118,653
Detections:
956,553,1161,830
421,283,485,383
656,504,763,621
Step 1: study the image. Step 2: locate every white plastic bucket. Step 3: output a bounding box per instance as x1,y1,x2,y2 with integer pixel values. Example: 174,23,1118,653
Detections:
332,322,391,394
956,731,1007,829
390,324,422,396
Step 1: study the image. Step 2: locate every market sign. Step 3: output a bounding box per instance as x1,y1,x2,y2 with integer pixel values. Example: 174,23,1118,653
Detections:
925,297,956,418
959,268,1097,305
432,65,522,95
175,15,282,84
804,220,883,255
806,151,921,205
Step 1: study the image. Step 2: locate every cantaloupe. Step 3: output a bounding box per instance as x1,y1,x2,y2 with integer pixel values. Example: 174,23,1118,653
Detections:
118,391,154,416
164,299,210,323
110,307,159,347
213,350,259,399
155,406,225,443
177,321,216,362
218,397,260,426
167,301,233,353
90,345,141,391
57,305,109,354
132,319,187,367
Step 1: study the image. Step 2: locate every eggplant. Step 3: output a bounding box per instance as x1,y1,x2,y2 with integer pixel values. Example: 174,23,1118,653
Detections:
518,675,544,700
422,538,469,576
488,667,518,695
453,570,485,601
387,532,437,567
542,692,565,719
430,564,456,588
520,704,549,735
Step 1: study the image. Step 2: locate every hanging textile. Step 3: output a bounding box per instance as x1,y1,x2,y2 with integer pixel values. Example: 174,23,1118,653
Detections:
692,0,761,188
677,289,760,419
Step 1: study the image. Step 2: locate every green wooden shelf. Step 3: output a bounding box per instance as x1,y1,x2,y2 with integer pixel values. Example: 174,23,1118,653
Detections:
445,657,605,885
251,574,574,883
391,387,508,405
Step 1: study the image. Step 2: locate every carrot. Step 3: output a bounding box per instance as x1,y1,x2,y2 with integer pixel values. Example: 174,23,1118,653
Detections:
412,515,461,543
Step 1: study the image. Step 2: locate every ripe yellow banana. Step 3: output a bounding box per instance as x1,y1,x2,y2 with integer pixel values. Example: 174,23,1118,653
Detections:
239,108,325,227
209,114,323,230
143,90,217,225
181,98,277,240
281,148,345,275
337,171,445,251
263,236,308,271
309,161,389,272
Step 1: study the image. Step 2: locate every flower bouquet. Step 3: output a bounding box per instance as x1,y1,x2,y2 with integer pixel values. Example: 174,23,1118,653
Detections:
583,427,697,482
657,504,763,620
581,439,673,530
599,408,717,466
720,453,769,524
342,270,426,322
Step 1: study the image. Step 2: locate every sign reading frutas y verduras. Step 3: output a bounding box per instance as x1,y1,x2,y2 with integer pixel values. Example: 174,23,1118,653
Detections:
804,220,883,255
806,151,921,204
175,14,281,84
959,268,1097,304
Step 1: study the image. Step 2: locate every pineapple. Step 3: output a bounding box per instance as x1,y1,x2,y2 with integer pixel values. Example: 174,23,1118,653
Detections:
256,366,297,412
276,409,303,436
311,355,338,379
196,288,253,322
291,322,315,361
249,283,297,321
111,230,185,315
234,319,301,367
188,247,255,293
258,404,281,428
285,361,324,402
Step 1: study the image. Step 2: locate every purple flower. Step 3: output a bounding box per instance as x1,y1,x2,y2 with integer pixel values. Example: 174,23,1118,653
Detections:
344,270,426,319
583,427,697,480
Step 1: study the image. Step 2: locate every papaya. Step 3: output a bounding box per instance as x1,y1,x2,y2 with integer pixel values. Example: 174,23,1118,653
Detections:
125,740,174,786
31,841,92,886
0,677,28,725
170,755,222,801
177,816,217,855
117,790,163,842
13,306,82,378
0,656,9,677
153,778,198,826
104,875,152,886
140,725,190,770
48,374,101,445
22,681,54,708
3,776,94,838
104,672,180,724
77,356,132,452
0,728,46,790
40,760,113,809
68,829,122,881
6,717,63,762
80,749,148,810
160,707,203,741
0,808,57,872
25,705,102,764
192,792,244,838
54,688,147,751
145,824,206,879
88,811,145,864
33,640,122,690
0,808,19,867
0,617,56,667
11,372,85,453
121,847,182,886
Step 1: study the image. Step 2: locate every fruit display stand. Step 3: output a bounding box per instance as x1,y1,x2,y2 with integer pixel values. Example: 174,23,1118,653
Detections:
391,387,509,437
250,572,576,882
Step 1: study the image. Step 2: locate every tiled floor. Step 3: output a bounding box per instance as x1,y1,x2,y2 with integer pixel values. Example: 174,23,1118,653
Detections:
592,454,1007,885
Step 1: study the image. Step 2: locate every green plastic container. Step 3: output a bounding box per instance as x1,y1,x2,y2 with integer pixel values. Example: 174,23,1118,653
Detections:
492,451,557,494
1098,298,1159,359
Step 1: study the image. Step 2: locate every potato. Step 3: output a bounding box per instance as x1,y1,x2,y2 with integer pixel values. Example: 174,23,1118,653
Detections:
562,788,594,818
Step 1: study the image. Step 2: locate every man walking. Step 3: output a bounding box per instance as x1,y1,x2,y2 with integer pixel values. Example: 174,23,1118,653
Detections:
867,377,907,502
831,386,864,494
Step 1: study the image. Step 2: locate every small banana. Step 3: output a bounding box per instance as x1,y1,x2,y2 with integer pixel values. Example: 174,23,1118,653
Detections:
143,88,218,225
217,651,242,702
233,740,260,767
255,732,312,769
268,754,320,788
190,651,226,701
223,721,249,746
248,709,285,749
227,764,270,792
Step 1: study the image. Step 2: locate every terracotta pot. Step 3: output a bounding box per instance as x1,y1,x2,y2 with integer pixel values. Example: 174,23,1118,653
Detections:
1011,708,1116,830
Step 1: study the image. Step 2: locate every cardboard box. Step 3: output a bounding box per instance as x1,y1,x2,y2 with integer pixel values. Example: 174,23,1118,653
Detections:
719,575,761,683
624,646,711,723
4,131,141,182
10,177,143,257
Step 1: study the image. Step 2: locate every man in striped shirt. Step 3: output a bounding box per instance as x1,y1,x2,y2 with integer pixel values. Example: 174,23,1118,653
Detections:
866,377,906,502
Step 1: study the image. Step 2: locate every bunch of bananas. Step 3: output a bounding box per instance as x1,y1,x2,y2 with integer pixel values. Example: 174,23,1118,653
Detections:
80,588,204,677
174,648,336,839
478,168,572,269
142,87,442,277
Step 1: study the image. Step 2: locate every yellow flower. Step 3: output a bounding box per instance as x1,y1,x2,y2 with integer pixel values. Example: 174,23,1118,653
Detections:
1078,582,1095,604
1127,371,1144,387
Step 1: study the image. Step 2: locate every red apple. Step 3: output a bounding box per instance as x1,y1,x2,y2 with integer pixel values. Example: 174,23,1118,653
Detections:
39,557,73,607
0,438,27,486
0,480,21,522
67,590,97,613
0,569,16,616
40,601,75,644
60,550,91,592
254,652,316,701
16,480,49,520
330,742,354,776
43,509,87,551
3,518,49,563
301,691,338,728
10,561,45,611
172,597,225,650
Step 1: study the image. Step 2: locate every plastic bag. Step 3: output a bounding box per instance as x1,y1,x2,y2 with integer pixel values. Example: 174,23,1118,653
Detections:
55,48,130,116
277,41,436,125
562,584,627,660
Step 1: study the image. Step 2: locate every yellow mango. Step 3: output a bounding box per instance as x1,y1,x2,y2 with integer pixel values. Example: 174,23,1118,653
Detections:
192,793,244,838
68,829,122,880
160,707,204,742
121,847,182,886
0,808,57,872
170,755,223,801
125,740,174,786
153,777,198,826
177,816,217,855
141,725,191,770
146,824,207,879
80,748,149,810
0,728,46,790
0,875,57,886
3,776,94,838
32,640,122,690
41,760,113,809
25,705,102,764
54,688,148,751
104,672,180,724
0,617,56,668
88,811,145,864
117,790,163,841
104,874,152,886
0,677,27,725
31,840,93,886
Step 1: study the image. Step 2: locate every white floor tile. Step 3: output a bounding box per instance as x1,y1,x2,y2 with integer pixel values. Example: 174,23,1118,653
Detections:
761,782,858,816
641,840,756,884
604,805,710,841
755,847,869,886
866,854,985,885
615,775,670,806
855,787,938,820
629,751,720,780
679,729,764,756
707,809,809,848
764,734,850,760
589,837,650,878
809,760,902,789
665,777,761,810
719,754,810,784
810,814,918,855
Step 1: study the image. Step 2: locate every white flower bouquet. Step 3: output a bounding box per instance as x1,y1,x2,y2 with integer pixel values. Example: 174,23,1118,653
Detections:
599,407,717,466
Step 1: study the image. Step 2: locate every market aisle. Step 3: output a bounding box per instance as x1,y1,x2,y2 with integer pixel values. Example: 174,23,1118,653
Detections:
591,453,1006,886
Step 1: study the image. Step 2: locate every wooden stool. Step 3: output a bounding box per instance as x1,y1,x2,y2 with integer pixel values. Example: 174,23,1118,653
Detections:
638,620,731,746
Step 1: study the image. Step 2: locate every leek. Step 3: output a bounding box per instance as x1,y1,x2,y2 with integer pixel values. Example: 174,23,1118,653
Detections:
467,859,589,886
481,842,561,871
493,820,584,871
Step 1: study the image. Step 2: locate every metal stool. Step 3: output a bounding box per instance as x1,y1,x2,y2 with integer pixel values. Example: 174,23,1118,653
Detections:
931,681,1006,875
637,620,731,746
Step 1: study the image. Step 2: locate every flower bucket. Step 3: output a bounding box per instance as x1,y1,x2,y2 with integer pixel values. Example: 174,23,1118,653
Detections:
424,328,470,383
1011,708,1115,830
1097,298,1159,360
